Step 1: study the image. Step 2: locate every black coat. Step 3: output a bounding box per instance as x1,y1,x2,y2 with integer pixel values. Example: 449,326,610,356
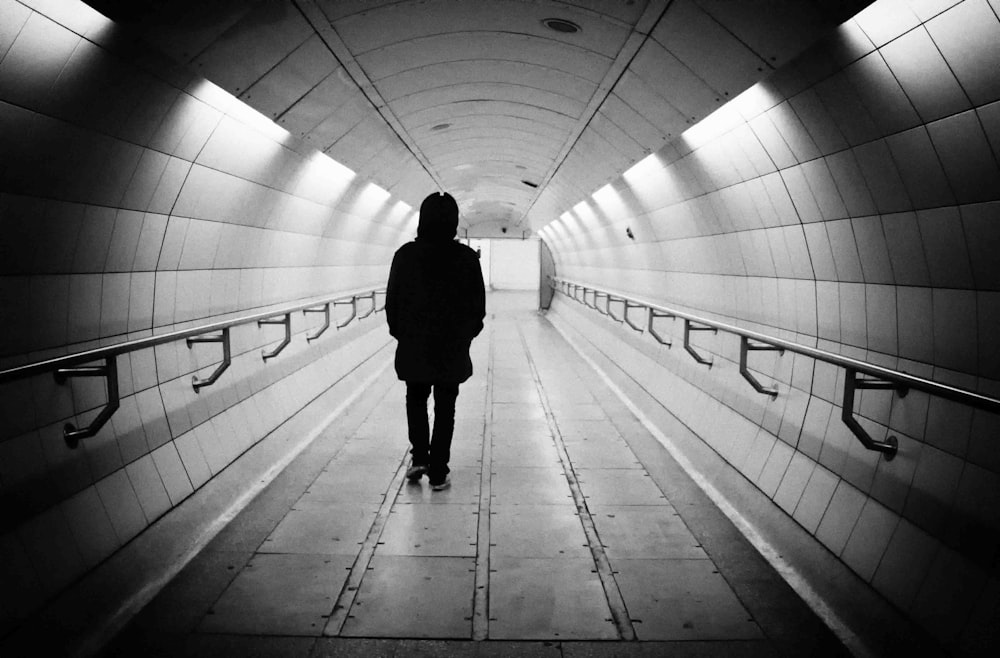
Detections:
386,238,486,383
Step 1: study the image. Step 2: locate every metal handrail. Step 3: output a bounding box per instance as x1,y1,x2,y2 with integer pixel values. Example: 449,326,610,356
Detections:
551,277,1000,461
0,285,387,446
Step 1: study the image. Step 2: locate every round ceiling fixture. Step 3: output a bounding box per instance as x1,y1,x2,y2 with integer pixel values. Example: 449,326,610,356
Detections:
542,18,580,34
430,123,451,130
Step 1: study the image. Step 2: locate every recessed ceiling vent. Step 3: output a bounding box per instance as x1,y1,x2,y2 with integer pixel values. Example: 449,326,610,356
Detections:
521,180,539,188
542,18,580,34
431,123,451,130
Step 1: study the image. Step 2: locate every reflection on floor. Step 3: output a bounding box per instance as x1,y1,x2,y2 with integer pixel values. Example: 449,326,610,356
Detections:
103,292,845,657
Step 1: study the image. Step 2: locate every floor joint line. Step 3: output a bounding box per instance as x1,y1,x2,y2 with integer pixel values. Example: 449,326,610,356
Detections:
471,322,495,640
516,323,637,642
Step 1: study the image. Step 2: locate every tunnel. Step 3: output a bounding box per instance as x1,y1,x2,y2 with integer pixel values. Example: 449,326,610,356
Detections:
1,0,999,655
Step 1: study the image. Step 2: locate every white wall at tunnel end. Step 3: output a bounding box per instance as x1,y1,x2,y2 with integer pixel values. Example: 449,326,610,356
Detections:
485,238,541,291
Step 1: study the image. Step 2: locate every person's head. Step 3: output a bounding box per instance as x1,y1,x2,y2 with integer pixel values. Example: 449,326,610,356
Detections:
417,192,459,241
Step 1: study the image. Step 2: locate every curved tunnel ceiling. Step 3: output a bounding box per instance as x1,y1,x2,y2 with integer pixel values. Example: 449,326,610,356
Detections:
87,0,869,235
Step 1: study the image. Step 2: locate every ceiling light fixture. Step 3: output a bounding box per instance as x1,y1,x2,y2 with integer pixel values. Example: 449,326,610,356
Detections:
542,18,580,34
521,180,539,188
431,123,451,130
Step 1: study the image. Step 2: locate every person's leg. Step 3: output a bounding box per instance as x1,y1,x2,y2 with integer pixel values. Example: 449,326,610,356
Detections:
405,382,432,475
428,382,459,484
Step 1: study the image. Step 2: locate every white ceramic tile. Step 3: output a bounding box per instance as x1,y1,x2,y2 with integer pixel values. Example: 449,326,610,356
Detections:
154,217,189,272
926,109,1000,204
897,286,935,364
852,141,912,214
801,224,836,281
907,0,964,21
66,273,103,343
814,71,880,146
881,212,931,286
904,443,964,534
0,430,46,488
773,450,816,514
793,465,839,534
871,518,939,609
908,546,982,641
841,497,899,581
104,209,144,272
798,396,833,460
839,282,867,348
749,113,797,170
864,284,898,355
62,485,119,568
880,26,970,122
0,11,79,110
150,440,194,505
824,150,877,217
958,202,1000,290
100,272,130,338
125,454,171,522
825,220,864,282
816,479,866,554
178,219,223,270
855,0,922,46
127,271,155,333
23,276,66,354
780,165,823,223
932,288,978,374
844,51,921,136
110,394,148,464
132,213,169,271
135,386,171,451
0,0,31,62
926,0,1000,106
173,429,211,490
152,271,177,327
17,505,85,597
885,127,955,209
94,467,147,543
149,156,191,215
787,88,848,155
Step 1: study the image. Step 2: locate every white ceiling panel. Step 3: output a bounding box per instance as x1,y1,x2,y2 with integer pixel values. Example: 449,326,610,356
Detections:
100,0,866,230
652,0,769,99
377,60,596,103
355,33,611,82
390,83,588,120
399,100,579,133
239,34,339,120
190,2,313,96
330,0,632,58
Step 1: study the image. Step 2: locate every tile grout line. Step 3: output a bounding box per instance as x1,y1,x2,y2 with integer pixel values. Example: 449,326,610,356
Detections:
322,444,412,635
516,323,637,642
471,322,495,640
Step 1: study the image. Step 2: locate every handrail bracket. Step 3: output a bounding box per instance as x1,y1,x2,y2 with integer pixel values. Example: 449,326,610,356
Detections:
186,328,231,392
54,357,120,448
648,309,675,347
606,296,625,323
842,368,900,461
259,313,292,361
335,297,358,329
623,301,646,333
684,319,716,367
303,303,331,342
357,291,378,321
740,336,783,398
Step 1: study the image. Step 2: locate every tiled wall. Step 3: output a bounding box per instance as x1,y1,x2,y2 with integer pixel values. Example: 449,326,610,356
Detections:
540,0,1000,653
0,0,415,633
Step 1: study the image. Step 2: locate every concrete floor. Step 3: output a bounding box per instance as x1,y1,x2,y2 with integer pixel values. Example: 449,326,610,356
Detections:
101,292,845,657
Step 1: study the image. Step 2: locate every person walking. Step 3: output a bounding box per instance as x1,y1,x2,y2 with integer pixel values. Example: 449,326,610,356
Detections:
385,192,486,490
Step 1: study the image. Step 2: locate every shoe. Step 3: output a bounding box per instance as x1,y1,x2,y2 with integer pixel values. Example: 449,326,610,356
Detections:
430,475,451,491
406,462,427,481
